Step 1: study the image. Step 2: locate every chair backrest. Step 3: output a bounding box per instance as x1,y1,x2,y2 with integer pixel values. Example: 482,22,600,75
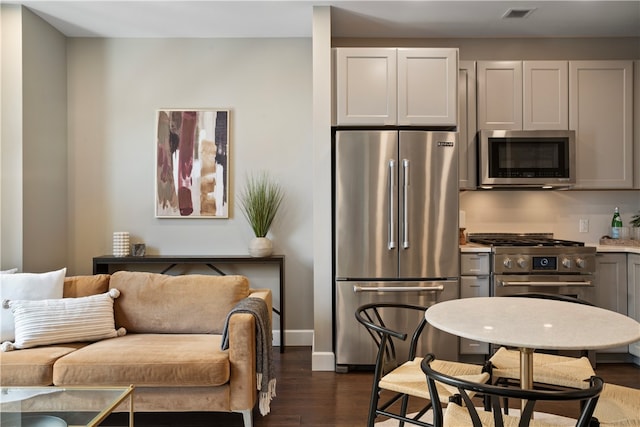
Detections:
355,303,428,376
421,353,603,427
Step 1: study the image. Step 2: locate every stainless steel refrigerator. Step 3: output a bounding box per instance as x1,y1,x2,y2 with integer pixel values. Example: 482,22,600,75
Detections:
334,129,460,371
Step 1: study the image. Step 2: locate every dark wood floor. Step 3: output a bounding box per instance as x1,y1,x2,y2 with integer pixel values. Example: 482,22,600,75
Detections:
104,346,640,426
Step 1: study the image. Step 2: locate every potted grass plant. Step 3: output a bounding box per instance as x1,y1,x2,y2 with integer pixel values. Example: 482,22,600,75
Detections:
238,172,284,257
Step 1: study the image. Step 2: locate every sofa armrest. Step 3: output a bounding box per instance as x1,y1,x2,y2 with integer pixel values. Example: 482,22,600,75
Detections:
227,289,272,412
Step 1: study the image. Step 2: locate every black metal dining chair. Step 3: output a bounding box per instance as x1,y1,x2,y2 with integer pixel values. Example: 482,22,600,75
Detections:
356,303,490,427
421,353,604,427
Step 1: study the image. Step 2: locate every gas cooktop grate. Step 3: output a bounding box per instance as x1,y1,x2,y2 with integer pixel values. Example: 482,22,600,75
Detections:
468,233,585,247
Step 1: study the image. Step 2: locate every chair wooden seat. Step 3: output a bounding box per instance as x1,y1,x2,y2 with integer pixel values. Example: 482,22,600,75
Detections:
444,401,573,427
489,346,596,389
379,357,489,402
593,383,640,427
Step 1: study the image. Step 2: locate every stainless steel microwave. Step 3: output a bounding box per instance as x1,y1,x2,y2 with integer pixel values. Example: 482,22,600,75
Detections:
478,130,576,189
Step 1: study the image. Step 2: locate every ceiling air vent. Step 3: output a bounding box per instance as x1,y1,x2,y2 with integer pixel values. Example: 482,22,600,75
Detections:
502,8,536,19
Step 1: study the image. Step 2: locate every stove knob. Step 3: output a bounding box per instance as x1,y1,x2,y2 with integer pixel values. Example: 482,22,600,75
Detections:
503,257,513,269
575,258,586,269
562,258,572,269
517,258,527,268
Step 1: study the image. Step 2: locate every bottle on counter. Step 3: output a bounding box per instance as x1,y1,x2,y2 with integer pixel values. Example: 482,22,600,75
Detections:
611,207,623,239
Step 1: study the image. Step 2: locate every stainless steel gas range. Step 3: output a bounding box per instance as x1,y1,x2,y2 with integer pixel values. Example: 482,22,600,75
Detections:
467,233,597,303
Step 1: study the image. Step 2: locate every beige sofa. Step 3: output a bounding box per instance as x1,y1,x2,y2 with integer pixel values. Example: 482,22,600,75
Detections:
0,271,273,427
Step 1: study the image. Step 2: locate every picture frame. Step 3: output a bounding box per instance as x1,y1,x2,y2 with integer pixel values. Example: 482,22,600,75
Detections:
155,109,229,218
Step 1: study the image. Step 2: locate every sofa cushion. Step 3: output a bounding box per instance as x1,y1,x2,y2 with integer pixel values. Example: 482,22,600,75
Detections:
0,268,66,342
53,334,230,387
109,271,250,333
63,274,110,298
0,343,87,386
3,289,126,351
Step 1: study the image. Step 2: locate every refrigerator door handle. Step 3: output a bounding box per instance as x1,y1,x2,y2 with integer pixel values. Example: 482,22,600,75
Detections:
388,159,396,250
402,159,410,249
353,284,445,293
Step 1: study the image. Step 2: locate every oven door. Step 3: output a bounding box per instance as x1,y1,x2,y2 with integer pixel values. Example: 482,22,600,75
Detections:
492,274,595,304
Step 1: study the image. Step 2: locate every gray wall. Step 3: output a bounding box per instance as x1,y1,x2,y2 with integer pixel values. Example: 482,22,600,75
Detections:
65,37,314,341
1,6,67,272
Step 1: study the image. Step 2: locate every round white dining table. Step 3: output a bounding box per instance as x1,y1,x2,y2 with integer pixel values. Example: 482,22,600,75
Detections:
425,297,640,391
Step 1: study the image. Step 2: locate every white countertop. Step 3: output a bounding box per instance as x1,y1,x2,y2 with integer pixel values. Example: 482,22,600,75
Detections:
426,297,640,350
591,244,640,255
461,243,640,255
459,243,491,253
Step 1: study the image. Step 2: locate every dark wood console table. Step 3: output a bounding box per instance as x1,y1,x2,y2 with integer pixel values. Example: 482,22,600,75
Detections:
93,255,285,352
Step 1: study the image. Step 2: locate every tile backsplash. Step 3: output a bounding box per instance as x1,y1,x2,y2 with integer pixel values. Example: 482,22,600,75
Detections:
460,190,640,244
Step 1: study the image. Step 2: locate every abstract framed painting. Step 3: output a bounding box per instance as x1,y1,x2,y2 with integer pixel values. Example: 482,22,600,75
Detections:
155,109,229,218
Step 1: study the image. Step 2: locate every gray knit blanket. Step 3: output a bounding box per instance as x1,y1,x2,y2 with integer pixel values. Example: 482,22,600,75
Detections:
221,297,276,416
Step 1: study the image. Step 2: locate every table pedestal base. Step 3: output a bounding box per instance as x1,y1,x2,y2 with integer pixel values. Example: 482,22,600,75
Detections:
519,347,534,414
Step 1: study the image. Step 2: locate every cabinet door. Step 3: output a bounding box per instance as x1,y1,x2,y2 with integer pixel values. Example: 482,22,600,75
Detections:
477,61,522,130
459,61,477,190
335,48,397,125
397,48,458,126
635,60,640,189
569,61,633,189
595,253,628,353
460,275,490,354
523,61,568,130
628,254,640,358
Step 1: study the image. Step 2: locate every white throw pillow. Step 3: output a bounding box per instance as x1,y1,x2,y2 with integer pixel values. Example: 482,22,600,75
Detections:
0,268,18,274
2,289,126,351
0,268,66,342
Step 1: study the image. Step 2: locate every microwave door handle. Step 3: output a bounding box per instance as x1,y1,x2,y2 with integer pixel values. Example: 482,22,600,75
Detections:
402,159,409,249
388,159,396,250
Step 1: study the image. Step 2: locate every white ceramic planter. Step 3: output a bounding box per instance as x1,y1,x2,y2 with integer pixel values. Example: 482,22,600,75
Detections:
248,237,273,257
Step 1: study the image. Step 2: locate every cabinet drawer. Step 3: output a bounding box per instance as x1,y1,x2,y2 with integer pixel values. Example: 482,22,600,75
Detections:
461,253,490,275
461,338,489,355
460,276,490,298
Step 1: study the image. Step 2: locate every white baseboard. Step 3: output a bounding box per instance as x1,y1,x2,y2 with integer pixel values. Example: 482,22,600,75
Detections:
272,329,314,347
311,351,335,371
271,330,335,371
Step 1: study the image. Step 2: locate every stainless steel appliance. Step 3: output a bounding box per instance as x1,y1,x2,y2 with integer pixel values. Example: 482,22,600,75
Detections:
467,233,596,302
478,130,576,189
333,130,460,372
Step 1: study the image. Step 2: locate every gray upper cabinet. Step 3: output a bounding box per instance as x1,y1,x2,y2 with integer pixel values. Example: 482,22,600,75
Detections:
334,48,397,126
523,61,569,130
478,60,568,131
335,48,458,126
635,60,640,190
629,254,640,358
569,61,633,189
459,61,477,190
477,61,522,130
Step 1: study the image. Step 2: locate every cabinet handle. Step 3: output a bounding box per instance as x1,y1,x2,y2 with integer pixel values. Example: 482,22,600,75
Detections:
388,160,396,250
402,159,409,249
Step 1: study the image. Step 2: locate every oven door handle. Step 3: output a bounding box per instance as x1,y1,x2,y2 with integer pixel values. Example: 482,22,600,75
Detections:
353,285,445,293
498,280,592,287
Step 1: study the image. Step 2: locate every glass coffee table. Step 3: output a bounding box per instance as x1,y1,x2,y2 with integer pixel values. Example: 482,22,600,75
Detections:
0,385,134,427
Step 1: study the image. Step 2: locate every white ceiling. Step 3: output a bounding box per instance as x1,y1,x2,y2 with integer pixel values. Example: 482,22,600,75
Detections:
7,0,640,39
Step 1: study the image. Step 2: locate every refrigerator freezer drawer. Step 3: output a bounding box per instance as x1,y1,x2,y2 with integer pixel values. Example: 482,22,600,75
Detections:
335,280,459,369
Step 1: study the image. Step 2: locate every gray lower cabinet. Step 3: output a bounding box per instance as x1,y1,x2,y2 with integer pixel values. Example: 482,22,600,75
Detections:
628,254,640,358
594,252,628,354
460,253,490,355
